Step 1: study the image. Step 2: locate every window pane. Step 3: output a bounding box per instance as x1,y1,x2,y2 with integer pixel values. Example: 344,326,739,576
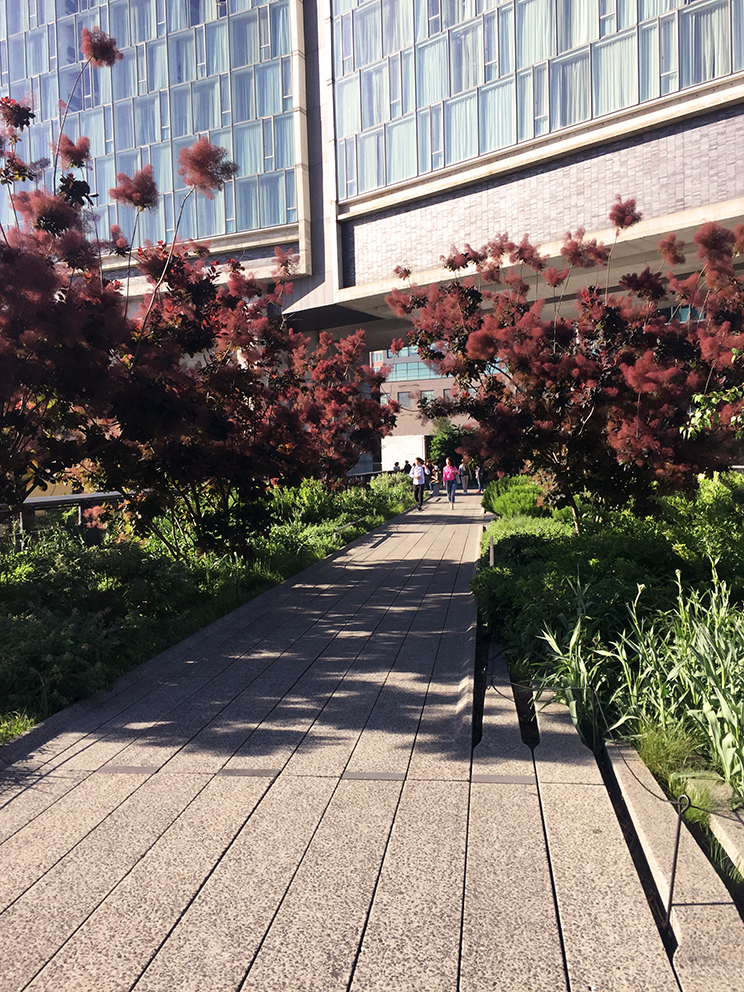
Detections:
231,11,259,67
679,0,730,87
8,35,25,82
361,62,389,128
550,49,590,129
232,66,255,121
355,1,382,67
131,0,156,42
271,1,291,56
57,17,77,64
358,128,384,191
259,170,285,226
60,64,84,111
134,94,159,145
112,49,137,100
735,0,744,72
444,91,476,164
556,0,597,53
114,100,134,149
450,21,483,94
147,40,168,91
169,31,196,85
386,114,416,183
206,21,228,74
499,3,514,74
479,76,516,152
274,112,294,168
96,154,116,204
336,74,361,136
443,0,476,26
197,188,224,236
170,84,193,136
151,141,173,192
383,0,413,54
639,21,659,100
256,61,281,117
26,28,48,75
41,72,59,121
516,0,554,69
592,30,637,116
234,120,263,174
193,77,220,130
416,35,448,106
109,2,130,47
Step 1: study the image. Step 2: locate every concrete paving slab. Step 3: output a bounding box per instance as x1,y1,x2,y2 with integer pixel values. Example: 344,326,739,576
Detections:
22,775,268,992
0,768,151,911
349,779,470,992
607,743,744,992
0,771,209,990
0,769,86,841
471,653,534,779
535,703,679,992
240,779,402,992
461,782,567,992
130,774,338,992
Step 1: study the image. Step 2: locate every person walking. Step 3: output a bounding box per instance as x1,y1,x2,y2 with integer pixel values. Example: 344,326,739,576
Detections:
442,458,459,509
459,457,471,495
475,463,486,494
409,457,426,510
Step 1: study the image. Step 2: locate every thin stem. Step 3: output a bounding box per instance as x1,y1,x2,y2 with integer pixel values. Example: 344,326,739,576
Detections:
53,60,90,189
605,230,619,302
137,185,195,344
123,209,141,317
0,216,8,247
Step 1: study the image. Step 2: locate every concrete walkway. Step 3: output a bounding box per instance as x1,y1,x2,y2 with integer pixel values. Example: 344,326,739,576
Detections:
0,494,681,991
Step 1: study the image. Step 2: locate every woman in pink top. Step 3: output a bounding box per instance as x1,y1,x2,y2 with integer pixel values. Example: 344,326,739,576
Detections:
442,458,459,509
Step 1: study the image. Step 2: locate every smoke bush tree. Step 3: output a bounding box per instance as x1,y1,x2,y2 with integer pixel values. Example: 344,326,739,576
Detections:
388,202,744,529
0,28,397,552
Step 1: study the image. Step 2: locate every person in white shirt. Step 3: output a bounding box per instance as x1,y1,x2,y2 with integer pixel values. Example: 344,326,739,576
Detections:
409,457,427,510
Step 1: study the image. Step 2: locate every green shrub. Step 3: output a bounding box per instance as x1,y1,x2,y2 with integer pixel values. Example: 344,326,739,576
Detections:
482,476,548,518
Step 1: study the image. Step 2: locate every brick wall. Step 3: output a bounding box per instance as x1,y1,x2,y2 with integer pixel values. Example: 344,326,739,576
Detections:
341,105,744,287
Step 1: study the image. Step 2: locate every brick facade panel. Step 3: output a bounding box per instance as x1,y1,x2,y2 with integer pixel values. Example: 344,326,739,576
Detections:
341,106,744,287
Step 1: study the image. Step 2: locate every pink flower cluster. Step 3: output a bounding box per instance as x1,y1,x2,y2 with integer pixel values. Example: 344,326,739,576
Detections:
80,27,123,68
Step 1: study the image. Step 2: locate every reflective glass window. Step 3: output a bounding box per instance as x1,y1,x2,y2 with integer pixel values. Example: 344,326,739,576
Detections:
416,35,448,106
355,1,382,67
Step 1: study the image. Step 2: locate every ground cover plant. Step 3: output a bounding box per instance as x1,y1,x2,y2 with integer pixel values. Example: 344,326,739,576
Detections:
0,475,414,744
475,473,744,807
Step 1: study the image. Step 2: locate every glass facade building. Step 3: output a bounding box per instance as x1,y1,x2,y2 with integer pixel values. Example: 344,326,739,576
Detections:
0,0,299,247
333,0,744,198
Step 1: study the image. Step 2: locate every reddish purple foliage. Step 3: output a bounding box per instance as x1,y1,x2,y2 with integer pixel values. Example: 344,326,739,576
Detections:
560,229,609,269
509,234,545,272
609,196,643,231
657,233,686,267
618,267,667,302
694,222,735,277
56,134,91,169
80,27,124,68
109,165,160,211
177,138,238,199
12,189,81,235
543,266,569,288
0,97,34,131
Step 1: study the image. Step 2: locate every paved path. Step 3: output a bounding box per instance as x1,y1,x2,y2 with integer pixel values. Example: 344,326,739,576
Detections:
0,495,681,991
